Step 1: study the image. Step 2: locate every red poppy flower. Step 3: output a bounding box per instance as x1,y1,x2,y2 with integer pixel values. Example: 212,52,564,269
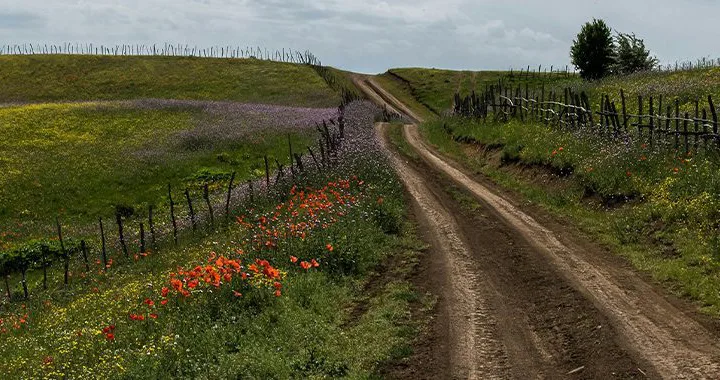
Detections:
233,290,243,297
105,333,115,341
300,261,311,270
290,256,298,263
326,243,333,252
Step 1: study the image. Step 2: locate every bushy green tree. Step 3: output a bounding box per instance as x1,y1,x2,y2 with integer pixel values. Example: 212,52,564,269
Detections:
612,32,658,75
571,19,616,80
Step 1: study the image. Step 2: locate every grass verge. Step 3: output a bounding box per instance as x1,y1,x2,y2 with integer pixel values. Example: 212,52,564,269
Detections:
421,117,720,316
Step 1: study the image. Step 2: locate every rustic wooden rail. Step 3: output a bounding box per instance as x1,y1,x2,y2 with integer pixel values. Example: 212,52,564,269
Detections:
454,84,720,152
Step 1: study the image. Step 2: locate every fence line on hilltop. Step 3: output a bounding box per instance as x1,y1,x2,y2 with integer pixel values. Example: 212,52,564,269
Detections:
0,43,322,65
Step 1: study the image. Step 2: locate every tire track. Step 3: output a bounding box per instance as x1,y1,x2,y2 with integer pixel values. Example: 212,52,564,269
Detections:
376,124,510,379
361,76,720,379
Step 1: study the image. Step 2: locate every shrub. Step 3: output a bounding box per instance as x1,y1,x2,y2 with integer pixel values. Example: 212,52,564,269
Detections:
612,33,658,75
571,19,615,80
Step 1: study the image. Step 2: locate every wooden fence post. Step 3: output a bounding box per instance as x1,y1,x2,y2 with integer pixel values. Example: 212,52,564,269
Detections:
168,184,178,244
684,112,690,153
694,100,700,151
41,245,48,290
116,213,128,259
621,89,628,132
675,100,681,150
57,217,70,285
307,147,321,171
225,172,236,221
203,184,214,227
248,180,254,203
294,153,304,172
264,156,270,187
99,218,107,271
649,96,655,147
709,95,718,148
148,205,156,250
139,223,146,254
184,189,197,231
637,95,644,137
80,240,90,272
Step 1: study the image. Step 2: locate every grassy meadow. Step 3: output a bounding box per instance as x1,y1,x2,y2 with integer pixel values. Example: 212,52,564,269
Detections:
0,100,333,246
0,56,431,378
0,55,340,107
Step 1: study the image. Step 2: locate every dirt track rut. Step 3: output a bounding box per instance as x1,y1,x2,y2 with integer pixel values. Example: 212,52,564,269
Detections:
362,76,720,379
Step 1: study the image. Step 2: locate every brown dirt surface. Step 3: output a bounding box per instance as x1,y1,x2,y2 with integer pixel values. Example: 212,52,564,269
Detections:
362,77,720,379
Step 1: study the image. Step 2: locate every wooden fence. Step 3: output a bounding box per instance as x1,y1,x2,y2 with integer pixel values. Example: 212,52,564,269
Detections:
453,84,720,152
0,108,348,302
0,43,322,65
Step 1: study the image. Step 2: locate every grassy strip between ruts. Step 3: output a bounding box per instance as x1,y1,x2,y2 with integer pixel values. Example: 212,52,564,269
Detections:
0,147,428,378
420,117,720,317
0,55,340,107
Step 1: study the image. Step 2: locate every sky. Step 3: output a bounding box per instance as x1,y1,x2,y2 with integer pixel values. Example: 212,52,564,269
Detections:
0,0,718,73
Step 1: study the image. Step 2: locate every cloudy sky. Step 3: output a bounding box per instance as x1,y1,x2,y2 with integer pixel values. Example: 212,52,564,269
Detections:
1,0,717,73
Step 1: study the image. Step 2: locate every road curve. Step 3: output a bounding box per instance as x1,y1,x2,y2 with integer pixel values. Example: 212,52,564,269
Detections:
361,76,720,379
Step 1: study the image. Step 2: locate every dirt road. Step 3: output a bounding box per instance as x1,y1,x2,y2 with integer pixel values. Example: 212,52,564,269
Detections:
361,77,720,379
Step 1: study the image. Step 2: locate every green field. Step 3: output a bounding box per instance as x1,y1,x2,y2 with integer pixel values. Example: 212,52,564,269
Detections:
0,55,340,107
382,66,720,116
0,55,430,378
382,68,579,115
0,101,319,246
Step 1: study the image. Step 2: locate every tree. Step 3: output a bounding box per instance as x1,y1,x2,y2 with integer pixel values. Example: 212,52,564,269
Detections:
571,19,615,80
612,32,658,75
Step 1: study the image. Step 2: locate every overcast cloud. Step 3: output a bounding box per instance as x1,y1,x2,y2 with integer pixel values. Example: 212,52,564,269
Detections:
0,0,717,73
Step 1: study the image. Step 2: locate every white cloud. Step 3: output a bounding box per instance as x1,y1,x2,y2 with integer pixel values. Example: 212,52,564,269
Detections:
0,0,716,72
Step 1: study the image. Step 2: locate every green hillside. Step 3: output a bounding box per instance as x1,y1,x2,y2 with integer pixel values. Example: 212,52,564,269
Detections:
0,55,340,107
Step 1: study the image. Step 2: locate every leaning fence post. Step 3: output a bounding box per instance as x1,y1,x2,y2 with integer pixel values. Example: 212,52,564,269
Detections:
225,172,236,221
203,184,214,227
264,156,270,188
307,147,321,172
185,189,197,231
709,95,719,148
